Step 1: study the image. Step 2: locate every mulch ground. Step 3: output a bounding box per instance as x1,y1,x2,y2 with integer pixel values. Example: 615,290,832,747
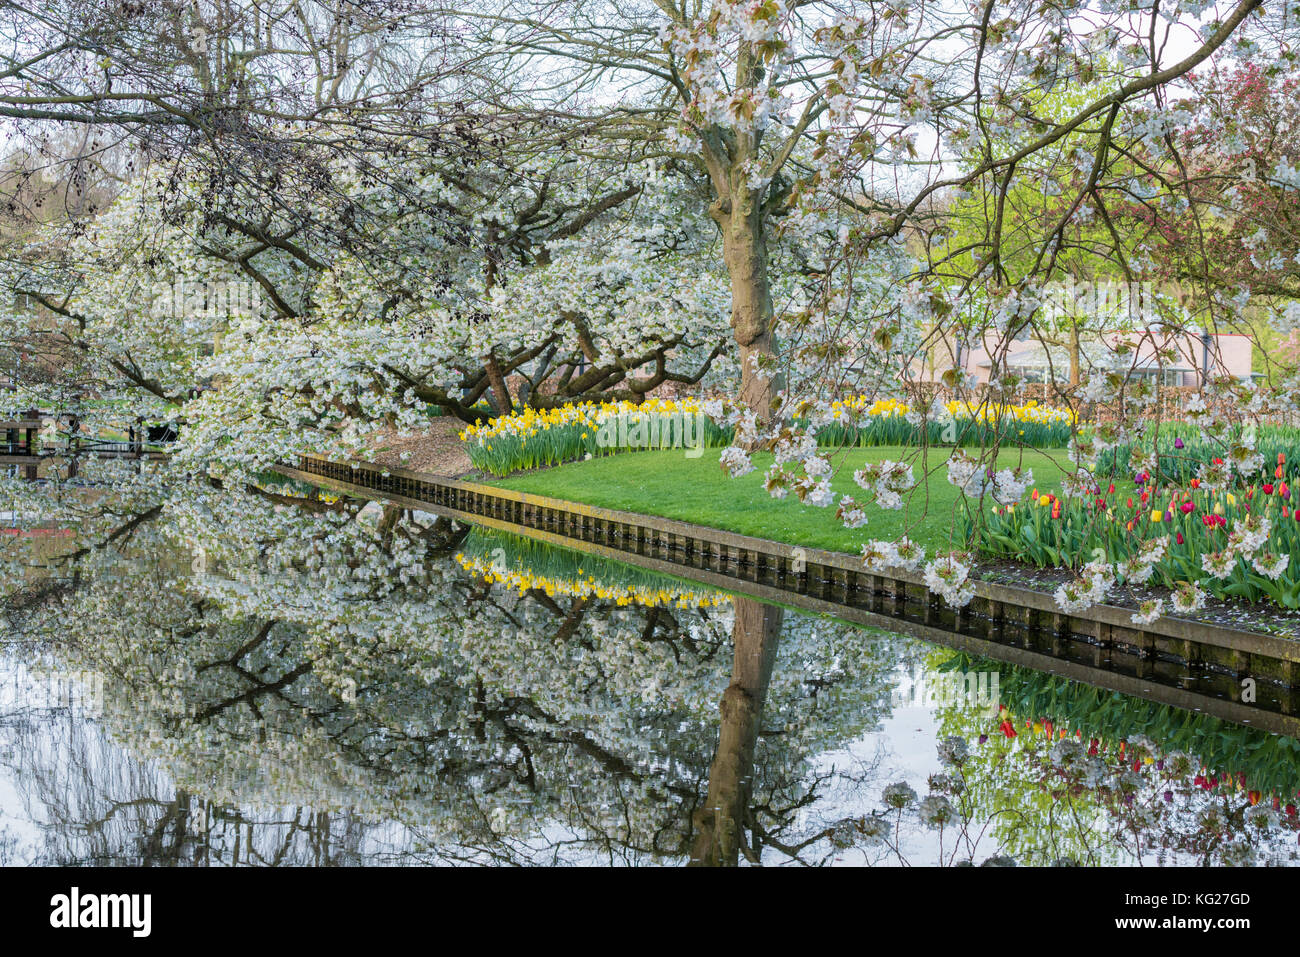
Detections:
369,416,475,478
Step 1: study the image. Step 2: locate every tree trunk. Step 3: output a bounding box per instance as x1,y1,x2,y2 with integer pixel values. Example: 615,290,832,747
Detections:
482,350,513,416
1069,319,1080,388
689,596,783,867
719,201,778,425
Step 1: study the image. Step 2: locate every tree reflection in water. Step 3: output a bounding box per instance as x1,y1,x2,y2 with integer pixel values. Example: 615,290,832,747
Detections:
0,479,1297,865
0,483,904,864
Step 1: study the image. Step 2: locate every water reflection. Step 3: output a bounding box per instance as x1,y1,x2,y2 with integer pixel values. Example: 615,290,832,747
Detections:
0,482,1298,865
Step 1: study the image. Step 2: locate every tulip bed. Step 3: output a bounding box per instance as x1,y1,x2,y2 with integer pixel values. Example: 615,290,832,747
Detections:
941,651,1300,806
1095,422,1300,485
971,454,1300,608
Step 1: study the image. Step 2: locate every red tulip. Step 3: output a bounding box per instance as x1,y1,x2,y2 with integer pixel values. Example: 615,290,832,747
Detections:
1264,483,1275,495
1176,532,1185,545
1180,501,1194,513
999,720,1016,739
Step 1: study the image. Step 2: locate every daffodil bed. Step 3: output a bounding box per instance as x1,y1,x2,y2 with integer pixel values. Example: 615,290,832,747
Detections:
458,398,732,477
459,396,1077,478
455,527,729,610
814,396,1075,450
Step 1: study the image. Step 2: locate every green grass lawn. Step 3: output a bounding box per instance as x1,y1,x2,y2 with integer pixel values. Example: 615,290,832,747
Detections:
489,446,1073,556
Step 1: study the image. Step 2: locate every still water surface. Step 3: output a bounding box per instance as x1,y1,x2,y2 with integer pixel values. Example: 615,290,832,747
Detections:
1,495,1298,866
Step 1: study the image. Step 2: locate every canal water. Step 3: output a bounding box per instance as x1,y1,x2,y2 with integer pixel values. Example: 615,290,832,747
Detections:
1,488,1298,866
